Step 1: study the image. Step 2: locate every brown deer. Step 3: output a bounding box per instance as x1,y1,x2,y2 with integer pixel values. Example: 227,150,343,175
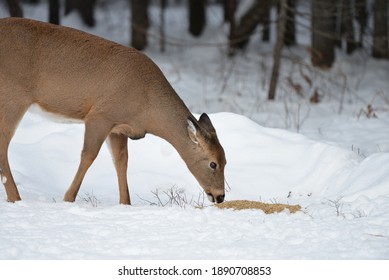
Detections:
0,18,226,205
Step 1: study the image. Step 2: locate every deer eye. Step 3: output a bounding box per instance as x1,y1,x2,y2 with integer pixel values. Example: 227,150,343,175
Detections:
209,162,217,170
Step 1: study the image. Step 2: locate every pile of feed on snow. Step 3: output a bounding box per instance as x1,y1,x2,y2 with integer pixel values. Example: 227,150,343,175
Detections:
215,200,301,214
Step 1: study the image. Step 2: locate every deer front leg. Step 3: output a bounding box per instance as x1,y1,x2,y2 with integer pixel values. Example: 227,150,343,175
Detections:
107,133,130,205
64,118,112,202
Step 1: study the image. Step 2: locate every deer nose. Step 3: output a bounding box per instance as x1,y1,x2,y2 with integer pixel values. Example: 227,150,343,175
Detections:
215,194,225,203
207,193,225,203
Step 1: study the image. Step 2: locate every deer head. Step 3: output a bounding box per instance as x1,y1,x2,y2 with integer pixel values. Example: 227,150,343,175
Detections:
186,113,226,203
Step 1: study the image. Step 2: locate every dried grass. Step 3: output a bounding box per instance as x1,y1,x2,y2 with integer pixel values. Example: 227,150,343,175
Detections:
215,200,301,214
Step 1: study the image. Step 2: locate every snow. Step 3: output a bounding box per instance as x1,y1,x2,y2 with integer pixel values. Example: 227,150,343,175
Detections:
1,2,389,260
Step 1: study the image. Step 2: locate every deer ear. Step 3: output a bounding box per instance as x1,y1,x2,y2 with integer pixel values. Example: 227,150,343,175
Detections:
187,117,199,144
199,113,216,134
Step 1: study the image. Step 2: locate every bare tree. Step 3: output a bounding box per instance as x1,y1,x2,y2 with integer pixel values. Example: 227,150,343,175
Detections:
355,0,368,48
6,0,23,17
49,0,60,25
65,0,96,27
159,0,167,52
311,0,337,68
230,0,272,50
130,0,149,50
340,0,357,54
188,0,206,37
225,0,237,55
372,0,389,59
284,0,296,46
268,0,287,100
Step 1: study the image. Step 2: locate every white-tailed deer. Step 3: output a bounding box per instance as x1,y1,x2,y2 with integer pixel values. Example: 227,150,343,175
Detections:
0,18,226,204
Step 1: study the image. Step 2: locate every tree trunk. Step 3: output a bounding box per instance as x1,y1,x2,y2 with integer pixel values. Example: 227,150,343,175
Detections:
65,0,96,27
49,0,60,25
188,0,206,37
355,0,368,48
6,0,23,17
262,0,271,42
311,0,337,68
223,0,232,22
372,0,389,59
284,0,296,46
130,0,149,50
232,0,272,49
342,0,357,54
268,0,287,100
227,0,237,56
160,0,166,52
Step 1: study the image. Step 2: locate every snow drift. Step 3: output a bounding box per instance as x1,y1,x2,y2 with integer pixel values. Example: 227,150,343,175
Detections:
1,111,388,259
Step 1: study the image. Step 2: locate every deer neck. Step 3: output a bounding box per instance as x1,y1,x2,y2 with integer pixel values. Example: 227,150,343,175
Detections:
146,98,195,164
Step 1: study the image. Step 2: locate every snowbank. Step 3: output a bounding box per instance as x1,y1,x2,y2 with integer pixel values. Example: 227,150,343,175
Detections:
1,111,388,259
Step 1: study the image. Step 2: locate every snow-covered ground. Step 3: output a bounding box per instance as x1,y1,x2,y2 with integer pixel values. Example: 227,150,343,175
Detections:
0,1,389,260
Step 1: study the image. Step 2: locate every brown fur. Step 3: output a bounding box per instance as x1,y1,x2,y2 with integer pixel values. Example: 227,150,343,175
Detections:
0,18,226,204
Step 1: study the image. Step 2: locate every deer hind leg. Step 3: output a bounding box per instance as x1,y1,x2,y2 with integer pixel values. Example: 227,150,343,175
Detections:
0,151,21,202
63,117,113,202
107,133,130,205
0,100,30,202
